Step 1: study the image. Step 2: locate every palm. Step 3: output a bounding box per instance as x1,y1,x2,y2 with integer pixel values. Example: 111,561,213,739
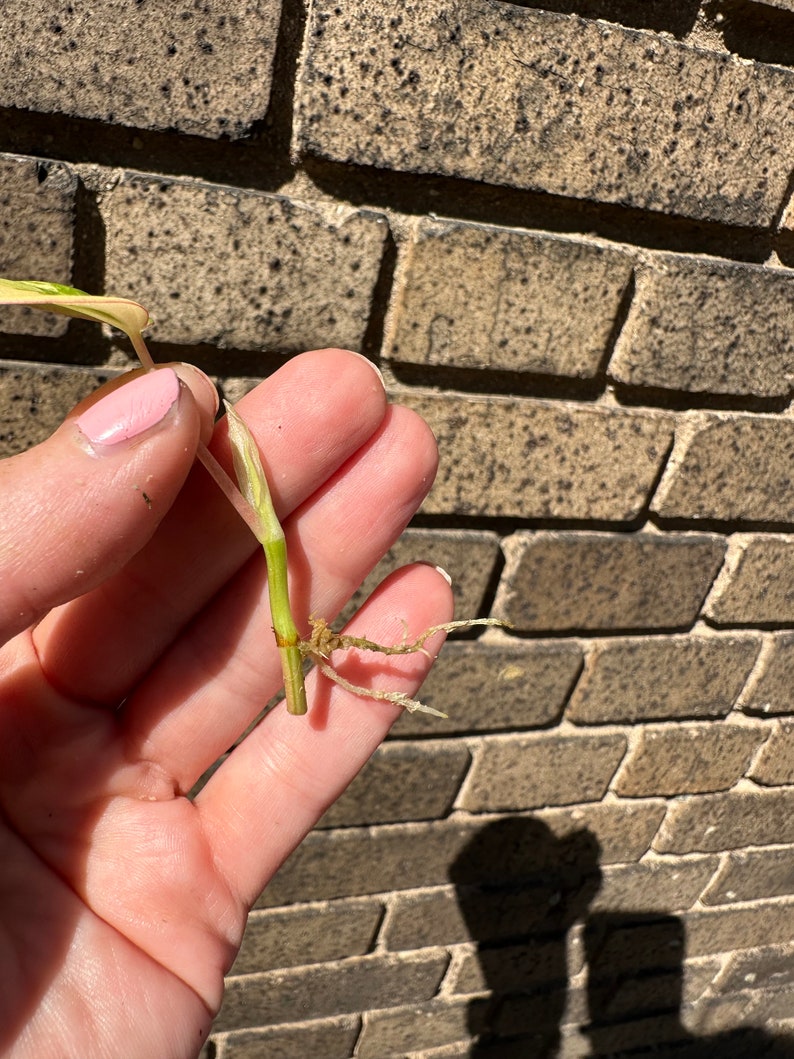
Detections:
0,352,451,1059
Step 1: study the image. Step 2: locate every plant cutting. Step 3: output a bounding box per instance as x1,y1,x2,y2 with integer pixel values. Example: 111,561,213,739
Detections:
0,278,502,717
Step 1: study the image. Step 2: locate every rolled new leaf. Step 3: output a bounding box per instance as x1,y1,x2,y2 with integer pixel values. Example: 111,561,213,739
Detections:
224,401,307,716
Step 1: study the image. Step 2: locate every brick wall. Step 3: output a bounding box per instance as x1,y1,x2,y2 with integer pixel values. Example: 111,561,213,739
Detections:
2,2,794,1056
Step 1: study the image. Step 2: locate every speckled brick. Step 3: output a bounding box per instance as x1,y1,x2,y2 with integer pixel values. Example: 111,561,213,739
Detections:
341,527,501,627
739,633,794,716
0,364,112,456
356,998,486,1059
613,724,767,797
215,951,448,1030
1,1,282,138
651,413,794,523
317,741,470,828
212,1017,360,1059
705,535,794,625
609,256,794,398
295,0,794,225
566,634,761,725
492,531,725,632
259,804,665,907
101,173,387,352
383,218,633,378
449,932,585,995
654,789,794,854
460,732,627,812
714,944,794,996
390,636,583,736
0,154,76,337
592,858,719,914
229,898,382,974
398,389,673,520
749,721,794,786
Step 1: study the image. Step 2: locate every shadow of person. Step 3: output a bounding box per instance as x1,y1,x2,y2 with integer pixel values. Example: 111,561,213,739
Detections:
449,816,603,1057
584,911,794,1058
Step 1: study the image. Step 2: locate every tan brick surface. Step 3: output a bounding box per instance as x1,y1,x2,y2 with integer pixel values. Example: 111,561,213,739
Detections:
567,634,761,725
493,531,725,632
384,218,633,378
0,155,76,337
1,1,282,138
296,0,794,224
613,723,767,797
216,951,448,1030
655,789,794,853
213,1017,360,1059
0,364,112,457
229,898,382,974
652,413,794,523
593,858,719,914
101,174,387,352
317,741,470,828
460,732,627,812
749,721,794,785
701,847,794,904
609,256,794,398
391,637,583,736
260,804,665,907
739,633,794,716
356,998,486,1059
399,390,674,520
705,535,794,625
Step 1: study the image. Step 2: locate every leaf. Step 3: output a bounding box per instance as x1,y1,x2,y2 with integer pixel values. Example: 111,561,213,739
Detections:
0,277,151,339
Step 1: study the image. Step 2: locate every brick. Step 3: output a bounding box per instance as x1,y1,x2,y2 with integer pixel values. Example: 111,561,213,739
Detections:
609,255,794,398
687,901,794,959
342,527,501,627
317,741,470,828
492,531,725,632
1,1,281,138
383,218,633,378
715,944,794,994
216,951,448,1030
259,804,665,906
701,847,794,904
654,788,794,853
356,997,487,1059
391,637,583,736
460,731,627,812
739,633,794,716
566,634,760,725
229,898,382,974
705,536,794,625
0,154,76,337
613,723,767,797
295,0,794,226
449,931,585,995
0,364,112,457
592,858,719,915
651,412,794,523
398,390,673,520
384,875,598,952
213,1016,359,1059
101,173,387,352
750,721,794,785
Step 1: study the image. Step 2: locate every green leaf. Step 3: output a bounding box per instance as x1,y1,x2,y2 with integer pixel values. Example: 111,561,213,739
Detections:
0,277,151,339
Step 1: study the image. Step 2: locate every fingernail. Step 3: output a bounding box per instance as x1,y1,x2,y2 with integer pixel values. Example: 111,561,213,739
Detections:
172,362,220,419
76,368,181,446
346,350,385,386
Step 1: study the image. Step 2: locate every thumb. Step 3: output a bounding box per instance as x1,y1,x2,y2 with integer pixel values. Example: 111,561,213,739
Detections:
0,364,218,644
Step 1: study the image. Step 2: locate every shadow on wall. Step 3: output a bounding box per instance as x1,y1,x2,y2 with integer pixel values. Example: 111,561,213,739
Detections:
450,818,794,1058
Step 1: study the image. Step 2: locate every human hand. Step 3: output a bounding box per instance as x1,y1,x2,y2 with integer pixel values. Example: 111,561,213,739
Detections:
0,350,452,1059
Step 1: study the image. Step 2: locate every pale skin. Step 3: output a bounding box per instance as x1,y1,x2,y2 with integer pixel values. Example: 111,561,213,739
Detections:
0,349,453,1059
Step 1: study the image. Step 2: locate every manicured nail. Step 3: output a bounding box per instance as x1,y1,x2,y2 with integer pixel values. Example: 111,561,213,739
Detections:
76,368,181,446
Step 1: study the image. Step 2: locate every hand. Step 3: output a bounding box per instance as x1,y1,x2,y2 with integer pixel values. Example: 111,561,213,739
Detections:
0,350,452,1059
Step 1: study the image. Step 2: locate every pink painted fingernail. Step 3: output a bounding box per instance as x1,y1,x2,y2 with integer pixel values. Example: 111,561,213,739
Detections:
76,369,181,446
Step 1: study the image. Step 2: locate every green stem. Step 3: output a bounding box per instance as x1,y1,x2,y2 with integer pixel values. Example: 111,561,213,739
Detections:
223,401,307,715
